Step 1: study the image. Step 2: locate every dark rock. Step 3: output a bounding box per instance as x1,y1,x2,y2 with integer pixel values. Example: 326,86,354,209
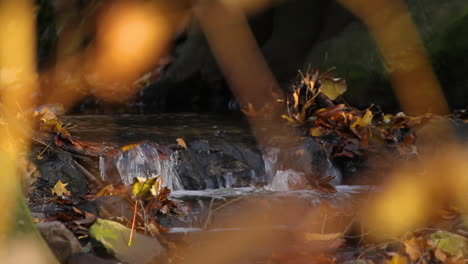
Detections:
37,221,83,263
67,253,121,264
272,137,342,186
176,137,266,189
31,150,89,200
89,219,167,264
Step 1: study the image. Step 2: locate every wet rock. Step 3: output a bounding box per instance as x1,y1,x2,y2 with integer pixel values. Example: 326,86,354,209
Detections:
67,253,121,264
37,221,83,263
206,158,251,188
89,219,167,264
31,150,89,200
176,137,266,189
272,137,342,186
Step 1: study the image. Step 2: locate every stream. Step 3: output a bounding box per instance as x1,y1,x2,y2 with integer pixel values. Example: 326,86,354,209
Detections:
54,114,372,261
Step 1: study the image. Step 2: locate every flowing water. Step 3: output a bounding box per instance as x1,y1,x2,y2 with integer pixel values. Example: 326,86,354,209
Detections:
64,114,371,235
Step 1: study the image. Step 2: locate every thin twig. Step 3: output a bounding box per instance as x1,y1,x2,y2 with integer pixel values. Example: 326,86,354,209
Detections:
211,196,245,214
203,197,215,230
73,159,103,189
128,199,138,246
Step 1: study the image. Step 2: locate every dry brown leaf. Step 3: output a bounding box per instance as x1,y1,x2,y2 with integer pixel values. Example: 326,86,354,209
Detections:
404,237,423,261
434,248,447,262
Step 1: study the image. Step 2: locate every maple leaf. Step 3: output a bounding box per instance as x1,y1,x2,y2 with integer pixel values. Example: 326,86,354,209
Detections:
51,180,70,196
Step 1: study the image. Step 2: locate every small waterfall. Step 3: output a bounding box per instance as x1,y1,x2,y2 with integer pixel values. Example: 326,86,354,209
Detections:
263,148,279,182
325,157,342,186
263,148,305,191
99,143,183,190
268,169,307,191
262,147,342,191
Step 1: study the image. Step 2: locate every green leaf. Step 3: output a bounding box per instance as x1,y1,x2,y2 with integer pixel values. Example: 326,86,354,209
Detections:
131,177,157,200
428,231,468,259
320,77,347,100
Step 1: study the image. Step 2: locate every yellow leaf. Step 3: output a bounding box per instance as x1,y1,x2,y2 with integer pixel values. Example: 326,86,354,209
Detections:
310,127,325,137
387,255,409,264
51,180,70,196
320,77,347,100
383,114,393,124
121,144,140,152
305,232,342,241
351,109,373,129
295,149,305,156
293,90,299,109
281,115,296,123
132,177,158,200
176,138,187,150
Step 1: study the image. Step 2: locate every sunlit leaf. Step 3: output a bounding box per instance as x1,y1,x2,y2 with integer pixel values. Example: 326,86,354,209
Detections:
351,109,373,129
293,90,299,109
51,180,70,196
427,231,468,259
320,77,347,100
121,144,140,152
404,236,424,261
387,255,409,264
96,184,129,197
281,114,296,123
305,232,342,241
310,126,326,137
132,177,158,200
295,149,305,156
176,138,187,150
383,114,393,124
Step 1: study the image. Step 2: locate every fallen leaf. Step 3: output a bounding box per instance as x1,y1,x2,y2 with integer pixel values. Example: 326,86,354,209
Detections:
320,77,347,100
121,144,140,152
310,126,326,137
293,90,300,109
51,180,70,196
132,177,158,200
351,109,373,130
281,114,297,123
434,248,447,262
295,149,305,156
404,236,423,261
387,255,409,264
427,231,468,259
176,138,187,150
305,232,343,241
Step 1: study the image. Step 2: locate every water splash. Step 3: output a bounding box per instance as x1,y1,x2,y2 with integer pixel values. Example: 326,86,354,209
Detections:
99,143,183,190
263,148,306,191
267,169,307,191
262,147,342,191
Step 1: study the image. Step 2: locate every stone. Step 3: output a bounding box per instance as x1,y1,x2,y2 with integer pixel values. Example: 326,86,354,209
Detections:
67,253,120,264
31,150,89,200
37,221,83,263
89,219,167,264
